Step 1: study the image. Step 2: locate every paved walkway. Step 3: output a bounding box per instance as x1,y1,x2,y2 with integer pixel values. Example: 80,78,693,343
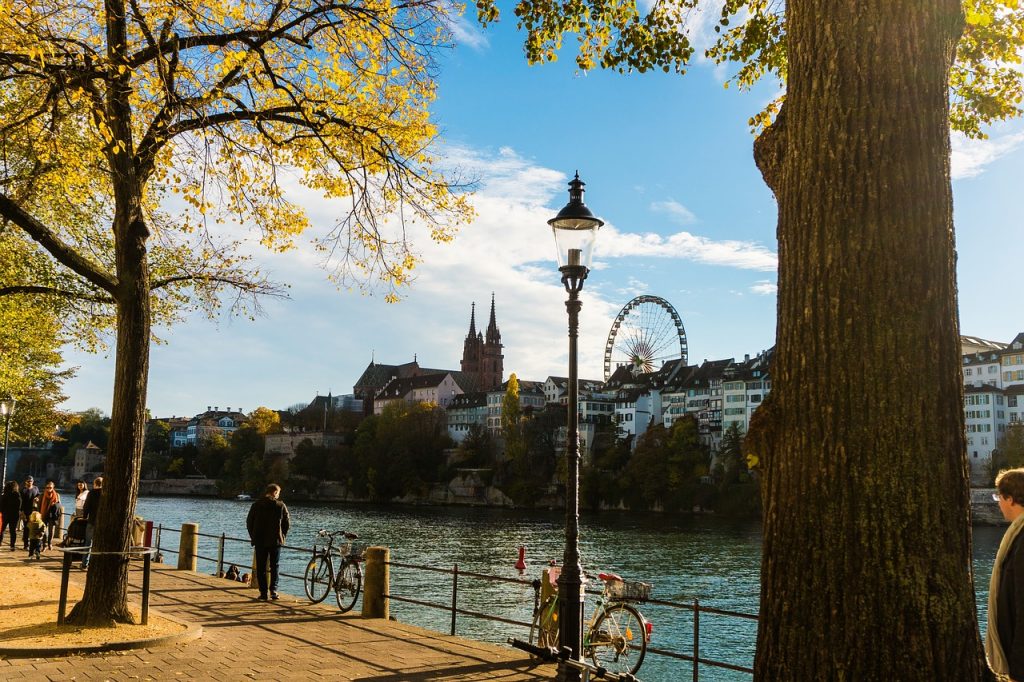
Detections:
0,551,555,681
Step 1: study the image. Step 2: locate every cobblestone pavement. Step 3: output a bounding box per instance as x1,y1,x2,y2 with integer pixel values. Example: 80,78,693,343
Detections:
0,551,555,681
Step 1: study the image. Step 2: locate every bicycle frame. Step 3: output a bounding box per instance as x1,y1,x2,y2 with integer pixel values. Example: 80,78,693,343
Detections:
532,571,651,675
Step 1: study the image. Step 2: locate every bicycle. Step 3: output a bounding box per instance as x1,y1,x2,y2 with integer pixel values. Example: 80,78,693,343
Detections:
529,564,652,676
304,529,363,612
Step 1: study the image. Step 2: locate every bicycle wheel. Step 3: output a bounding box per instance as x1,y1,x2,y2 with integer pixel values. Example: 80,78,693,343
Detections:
304,554,333,603
587,602,647,675
529,596,560,650
334,558,362,613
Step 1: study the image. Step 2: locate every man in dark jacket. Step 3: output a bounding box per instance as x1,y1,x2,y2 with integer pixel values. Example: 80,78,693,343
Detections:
246,483,290,601
80,477,102,569
19,476,38,550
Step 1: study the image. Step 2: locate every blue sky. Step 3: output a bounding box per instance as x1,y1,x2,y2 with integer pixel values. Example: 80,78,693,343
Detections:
59,12,1024,419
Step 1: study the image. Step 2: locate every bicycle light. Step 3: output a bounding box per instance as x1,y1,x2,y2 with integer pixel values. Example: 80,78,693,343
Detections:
645,621,653,640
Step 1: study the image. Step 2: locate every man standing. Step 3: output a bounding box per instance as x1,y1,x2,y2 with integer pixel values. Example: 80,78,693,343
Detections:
988,468,1024,680
80,477,102,569
246,483,290,601
19,476,38,551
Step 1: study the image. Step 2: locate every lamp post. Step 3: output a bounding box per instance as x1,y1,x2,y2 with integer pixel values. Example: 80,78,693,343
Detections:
548,173,603,682
0,397,15,487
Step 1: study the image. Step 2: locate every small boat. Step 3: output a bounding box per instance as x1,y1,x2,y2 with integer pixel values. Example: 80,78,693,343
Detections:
235,494,252,501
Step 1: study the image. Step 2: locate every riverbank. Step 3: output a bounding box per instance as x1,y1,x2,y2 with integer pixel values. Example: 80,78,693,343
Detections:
136,477,1008,525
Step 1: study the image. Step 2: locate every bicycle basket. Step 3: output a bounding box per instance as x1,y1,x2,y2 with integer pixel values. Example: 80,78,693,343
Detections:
346,544,364,560
605,579,652,602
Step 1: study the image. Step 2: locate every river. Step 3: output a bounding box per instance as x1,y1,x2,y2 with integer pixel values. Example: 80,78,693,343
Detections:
133,496,1004,682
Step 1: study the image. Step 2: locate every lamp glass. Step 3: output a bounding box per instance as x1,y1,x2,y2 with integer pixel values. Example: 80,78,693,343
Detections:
0,399,10,417
551,223,600,270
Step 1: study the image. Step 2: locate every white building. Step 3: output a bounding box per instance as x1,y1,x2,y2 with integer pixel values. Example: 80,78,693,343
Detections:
374,372,464,415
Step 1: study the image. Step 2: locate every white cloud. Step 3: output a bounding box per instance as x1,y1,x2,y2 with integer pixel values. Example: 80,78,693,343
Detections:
952,130,1024,179
650,199,697,225
597,226,777,271
750,280,777,295
446,12,489,51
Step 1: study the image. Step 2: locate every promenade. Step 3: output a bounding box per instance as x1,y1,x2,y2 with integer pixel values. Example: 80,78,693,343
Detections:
0,551,554,681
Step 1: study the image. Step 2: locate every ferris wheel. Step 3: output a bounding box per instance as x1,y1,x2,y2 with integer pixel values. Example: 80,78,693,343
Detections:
603,295,688,381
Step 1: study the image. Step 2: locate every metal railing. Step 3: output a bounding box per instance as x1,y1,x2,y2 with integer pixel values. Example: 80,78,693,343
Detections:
56,546,158,625
143,523,755,679
383,557,755,679
152,523,321,592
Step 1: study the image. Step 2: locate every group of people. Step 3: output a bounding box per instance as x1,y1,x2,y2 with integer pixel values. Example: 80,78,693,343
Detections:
0,475,102,564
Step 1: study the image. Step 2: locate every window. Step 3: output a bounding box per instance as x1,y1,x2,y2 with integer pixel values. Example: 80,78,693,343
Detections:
965,368,973,376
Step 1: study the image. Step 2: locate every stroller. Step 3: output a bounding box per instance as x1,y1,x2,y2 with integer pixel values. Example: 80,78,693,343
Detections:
62,517,89,564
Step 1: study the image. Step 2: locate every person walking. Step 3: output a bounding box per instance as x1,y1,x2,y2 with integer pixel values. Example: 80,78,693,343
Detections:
80,477,102,569
0,481,20,550
246,483,290,601
38,480,62,550
988,468,1024,680
19,476,38,551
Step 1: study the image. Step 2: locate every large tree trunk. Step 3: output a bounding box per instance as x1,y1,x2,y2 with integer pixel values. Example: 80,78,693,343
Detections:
750,1,986,678
66,0,150,626
65,225,150,625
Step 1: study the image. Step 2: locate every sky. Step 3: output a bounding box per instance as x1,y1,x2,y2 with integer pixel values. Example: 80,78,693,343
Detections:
59,10,1024,419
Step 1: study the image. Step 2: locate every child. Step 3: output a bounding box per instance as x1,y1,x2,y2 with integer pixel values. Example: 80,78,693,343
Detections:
27,511,45,559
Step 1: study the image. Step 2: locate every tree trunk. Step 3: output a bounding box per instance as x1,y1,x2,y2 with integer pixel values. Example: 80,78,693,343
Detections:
66,0,150,626
750,1,986,678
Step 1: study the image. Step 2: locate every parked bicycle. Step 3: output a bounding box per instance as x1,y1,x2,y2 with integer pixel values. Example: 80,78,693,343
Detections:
304,529,363,612
529,564,652,676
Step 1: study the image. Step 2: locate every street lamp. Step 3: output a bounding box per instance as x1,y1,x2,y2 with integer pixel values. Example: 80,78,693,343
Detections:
0,397,15,487
548,173,603,681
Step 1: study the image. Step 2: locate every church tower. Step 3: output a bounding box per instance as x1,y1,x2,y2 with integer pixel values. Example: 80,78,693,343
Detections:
482,294,504,390
460,296,504,391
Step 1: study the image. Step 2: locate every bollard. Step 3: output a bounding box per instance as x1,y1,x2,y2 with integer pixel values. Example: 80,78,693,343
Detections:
362,546,390,619
251,549,259,590
144,520,153,548
216,533,225,577
177,522,199,571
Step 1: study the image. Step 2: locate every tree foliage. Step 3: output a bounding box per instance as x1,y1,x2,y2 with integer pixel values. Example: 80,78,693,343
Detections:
992,423,1024,473
479,0,1024,137
0,257,73,443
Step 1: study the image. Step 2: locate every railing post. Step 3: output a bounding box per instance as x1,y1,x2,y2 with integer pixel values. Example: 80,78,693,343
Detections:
362,546,390,619
156,523,162,554
57,550,73,625
177,522,198,571
217,533,225,576
141,550,152,626
693,598,700,682
451,563,459,636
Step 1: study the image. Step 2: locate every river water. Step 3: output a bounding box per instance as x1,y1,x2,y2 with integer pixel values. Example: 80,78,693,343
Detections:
134,496,1004,682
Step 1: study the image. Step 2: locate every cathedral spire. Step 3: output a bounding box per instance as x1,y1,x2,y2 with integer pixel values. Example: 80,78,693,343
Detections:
466,302,477,339
486,293,500,344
